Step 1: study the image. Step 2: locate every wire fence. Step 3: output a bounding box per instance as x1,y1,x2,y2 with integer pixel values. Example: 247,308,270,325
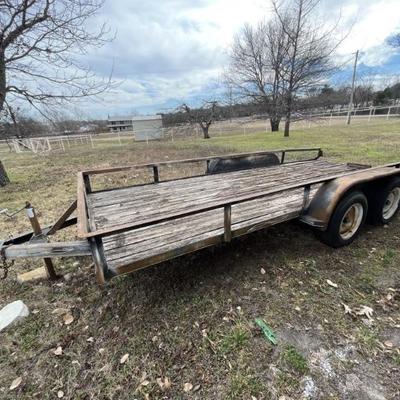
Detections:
0,104,399,154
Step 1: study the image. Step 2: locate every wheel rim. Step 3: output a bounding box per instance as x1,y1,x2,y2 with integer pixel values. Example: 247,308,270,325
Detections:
383,187,400,220
339,203,364,240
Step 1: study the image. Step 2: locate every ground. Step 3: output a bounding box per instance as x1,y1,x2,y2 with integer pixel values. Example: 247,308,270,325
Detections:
0,120,399,400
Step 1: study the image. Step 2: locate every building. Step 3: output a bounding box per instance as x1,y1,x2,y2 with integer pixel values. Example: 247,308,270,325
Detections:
107,115,164,141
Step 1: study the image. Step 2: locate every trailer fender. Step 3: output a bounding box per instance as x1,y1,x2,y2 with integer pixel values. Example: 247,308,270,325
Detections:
300,166,400,230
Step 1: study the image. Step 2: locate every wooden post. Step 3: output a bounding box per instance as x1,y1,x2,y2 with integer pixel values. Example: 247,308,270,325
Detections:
25,202,59,280
387,106,391,120
89,134,94,148
224,205,232,242
368,107,373,122
153,165,159,183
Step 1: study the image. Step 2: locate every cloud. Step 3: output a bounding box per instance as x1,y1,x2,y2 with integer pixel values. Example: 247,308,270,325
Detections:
79,0,400,117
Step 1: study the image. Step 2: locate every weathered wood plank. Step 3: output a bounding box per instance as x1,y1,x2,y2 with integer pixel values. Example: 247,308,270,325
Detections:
88,164,354,236
4,241,91,258
77,172,90,237
47,200,77,235
104,198,304,267
90,163,351,229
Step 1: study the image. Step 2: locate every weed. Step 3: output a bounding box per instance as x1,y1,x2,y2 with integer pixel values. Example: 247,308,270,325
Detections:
281,345,309,375
227,372,263,399
220,326,250,354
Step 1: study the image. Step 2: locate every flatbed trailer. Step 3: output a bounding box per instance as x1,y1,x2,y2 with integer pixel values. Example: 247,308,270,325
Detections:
2,148,400,284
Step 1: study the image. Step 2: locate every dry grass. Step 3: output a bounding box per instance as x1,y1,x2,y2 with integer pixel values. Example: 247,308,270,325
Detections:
0,120,399,399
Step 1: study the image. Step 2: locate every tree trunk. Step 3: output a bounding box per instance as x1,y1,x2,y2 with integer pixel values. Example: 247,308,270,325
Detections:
284,99,292,137
201,125,210,139
270,117,280,132
0,161,10,186
0,51,5,112
284,115,290,137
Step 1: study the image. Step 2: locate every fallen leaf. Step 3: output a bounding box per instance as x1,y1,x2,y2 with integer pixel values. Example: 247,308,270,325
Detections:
120,353,129,364
157,377,172,391
9,377,22,391
342,303,353,315
326,279,338,288
52,308,69,316
98,348,105,354
260,268,266,275
384,341,393,348
193,384,201,392
141,380,150,386
57,390,64,398
355,305,374,320
183,382,193,392
53,346,63,356
164,377,172,390
63,313,74,325
294,306,301,312
86,337,94,343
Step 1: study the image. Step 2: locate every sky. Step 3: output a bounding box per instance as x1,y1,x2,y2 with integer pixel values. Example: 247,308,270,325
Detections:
80,0,400,118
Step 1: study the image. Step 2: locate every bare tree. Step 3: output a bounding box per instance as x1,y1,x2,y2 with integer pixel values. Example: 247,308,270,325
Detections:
272,0,341,137
0,0,113,185
227,20,289,131
181,101,220,139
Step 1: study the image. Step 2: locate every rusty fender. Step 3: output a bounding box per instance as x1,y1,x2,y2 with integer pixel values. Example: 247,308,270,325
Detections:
300,166,400,230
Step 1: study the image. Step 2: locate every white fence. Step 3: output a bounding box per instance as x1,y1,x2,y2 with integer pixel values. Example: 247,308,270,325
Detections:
0,104,398,154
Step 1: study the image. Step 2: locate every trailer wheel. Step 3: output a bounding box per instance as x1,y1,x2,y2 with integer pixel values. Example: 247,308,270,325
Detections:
317,191,368,248
368,177,400,225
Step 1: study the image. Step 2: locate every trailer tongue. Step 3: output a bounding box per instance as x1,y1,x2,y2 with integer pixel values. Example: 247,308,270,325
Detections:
2,148,400,284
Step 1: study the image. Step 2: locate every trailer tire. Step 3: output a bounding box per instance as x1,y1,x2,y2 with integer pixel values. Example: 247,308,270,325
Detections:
317,191,368,248
368,177,400,225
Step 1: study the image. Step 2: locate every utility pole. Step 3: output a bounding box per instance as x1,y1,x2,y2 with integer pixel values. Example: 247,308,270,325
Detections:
346,50,359,125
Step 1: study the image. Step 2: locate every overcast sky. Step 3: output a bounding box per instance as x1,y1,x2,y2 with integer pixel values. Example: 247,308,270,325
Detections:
82,0,400,118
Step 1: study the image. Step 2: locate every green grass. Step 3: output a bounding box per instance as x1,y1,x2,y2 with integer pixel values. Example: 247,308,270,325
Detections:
0,119,400,399
220,326,250,354
280,345,309,375
227,372,263,399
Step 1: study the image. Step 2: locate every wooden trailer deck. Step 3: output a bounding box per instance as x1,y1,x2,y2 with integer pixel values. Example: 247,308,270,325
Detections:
77,151,366,281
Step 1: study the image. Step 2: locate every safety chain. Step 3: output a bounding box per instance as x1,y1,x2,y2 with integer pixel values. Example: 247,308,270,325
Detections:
0,204,26,219
0,245,13,280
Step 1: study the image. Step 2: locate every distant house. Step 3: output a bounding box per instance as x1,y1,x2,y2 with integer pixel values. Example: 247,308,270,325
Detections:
107,115,164,141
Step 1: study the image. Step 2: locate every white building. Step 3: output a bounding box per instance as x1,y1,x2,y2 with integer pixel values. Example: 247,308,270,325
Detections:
107,115,164,141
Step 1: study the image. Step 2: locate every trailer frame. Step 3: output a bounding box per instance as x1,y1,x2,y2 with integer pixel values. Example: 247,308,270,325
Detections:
2,148,400,284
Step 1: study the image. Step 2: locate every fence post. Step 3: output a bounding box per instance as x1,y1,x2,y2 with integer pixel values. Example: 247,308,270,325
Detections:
387,106,391,120
368,107,373,122
89,135,94,148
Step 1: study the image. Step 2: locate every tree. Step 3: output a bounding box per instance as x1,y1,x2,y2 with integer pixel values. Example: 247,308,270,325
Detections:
272,0,340,137
0,160,9,186
181,102,221,139
227,20,289,132
0,0,112,185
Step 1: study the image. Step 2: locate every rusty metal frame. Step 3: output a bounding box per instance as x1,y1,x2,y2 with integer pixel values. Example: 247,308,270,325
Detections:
300,164,400,229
